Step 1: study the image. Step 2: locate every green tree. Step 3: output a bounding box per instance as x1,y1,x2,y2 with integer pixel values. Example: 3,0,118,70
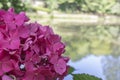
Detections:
45,0,116,14
0,0,26,13
80,0,116,14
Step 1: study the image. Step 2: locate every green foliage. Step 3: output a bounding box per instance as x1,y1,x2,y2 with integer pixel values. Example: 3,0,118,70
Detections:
44,0,117,14
111,2,120,15
72,74,102,80
68,66,75,74
32,6,50,13
67,66,102,80
45,0,59,12
0,0,26,13
80,0,115,14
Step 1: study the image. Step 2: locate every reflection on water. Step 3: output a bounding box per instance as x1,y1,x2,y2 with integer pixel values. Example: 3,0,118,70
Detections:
53,23,120,60
68,55,106,80
65,55,120,80
51,22,120,80
102,56,120,80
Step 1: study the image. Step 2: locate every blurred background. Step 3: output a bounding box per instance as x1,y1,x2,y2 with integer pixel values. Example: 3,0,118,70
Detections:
0,0,120,80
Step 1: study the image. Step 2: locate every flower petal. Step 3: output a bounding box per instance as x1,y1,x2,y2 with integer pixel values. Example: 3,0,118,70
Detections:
54,59,66,75
2,75,13,80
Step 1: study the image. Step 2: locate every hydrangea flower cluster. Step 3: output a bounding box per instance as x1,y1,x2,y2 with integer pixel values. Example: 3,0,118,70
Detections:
0,8,69,80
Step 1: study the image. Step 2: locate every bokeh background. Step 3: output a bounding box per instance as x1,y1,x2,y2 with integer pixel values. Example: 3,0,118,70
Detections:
0,0,120,80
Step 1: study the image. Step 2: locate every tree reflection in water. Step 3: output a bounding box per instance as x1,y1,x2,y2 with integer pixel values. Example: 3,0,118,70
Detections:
102,27,120,80
53,23,120,61
102,56,120,80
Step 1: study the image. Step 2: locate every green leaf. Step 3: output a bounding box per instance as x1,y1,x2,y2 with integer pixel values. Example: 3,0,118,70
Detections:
68,66,75,74
72,74,102,80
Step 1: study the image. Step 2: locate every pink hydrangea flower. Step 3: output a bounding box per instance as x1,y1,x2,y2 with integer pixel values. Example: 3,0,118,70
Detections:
0,8,69,80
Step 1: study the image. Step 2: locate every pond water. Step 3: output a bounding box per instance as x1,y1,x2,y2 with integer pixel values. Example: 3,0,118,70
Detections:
50,23,120,80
